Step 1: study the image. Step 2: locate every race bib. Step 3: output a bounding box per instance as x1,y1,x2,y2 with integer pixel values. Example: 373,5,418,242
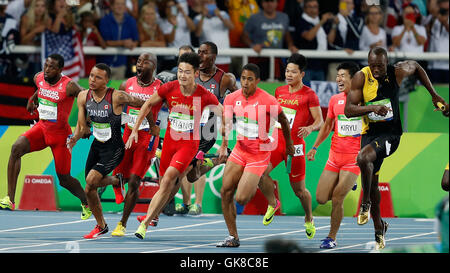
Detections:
127,109,149,131
275,106,296,129
38,98,58,121
169,111,194,132
293,144,304,157
337,115,362,137
92,122,112,142
366,99,393,122
236,116,259,138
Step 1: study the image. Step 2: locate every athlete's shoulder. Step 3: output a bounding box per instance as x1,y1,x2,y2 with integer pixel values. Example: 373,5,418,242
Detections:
257,88,278,104
275,84,289,95
126,76,137,85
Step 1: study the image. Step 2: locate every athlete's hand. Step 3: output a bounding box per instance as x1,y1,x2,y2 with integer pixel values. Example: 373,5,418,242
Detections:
66,136,77,154
26,99,38,114
432,96,449,117
286,141,295,157
149,125,160,137
297,126,313,138
218,145,228,164
371,105,390,116
306,149,316,161
125,130,138,149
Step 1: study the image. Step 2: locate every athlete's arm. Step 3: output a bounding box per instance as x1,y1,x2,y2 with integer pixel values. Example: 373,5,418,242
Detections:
27,73,41,114
220,73,238,98
298,106,323,138
395,61,449,116
209,103,228,162
125,92,163,149
114,90,145,111
68,90,89,150
278,111,295,156
306,117,334,161
66,80,84,98
344,71,389,117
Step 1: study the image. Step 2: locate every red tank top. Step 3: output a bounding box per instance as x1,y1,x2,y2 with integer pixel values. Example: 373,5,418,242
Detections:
35,72,74,133
124,77,163,131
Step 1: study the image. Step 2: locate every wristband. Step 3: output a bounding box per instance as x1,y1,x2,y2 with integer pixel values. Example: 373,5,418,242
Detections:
312,147,317,151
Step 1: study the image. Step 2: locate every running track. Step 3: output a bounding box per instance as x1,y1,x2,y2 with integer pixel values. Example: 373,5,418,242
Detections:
0,210,439,253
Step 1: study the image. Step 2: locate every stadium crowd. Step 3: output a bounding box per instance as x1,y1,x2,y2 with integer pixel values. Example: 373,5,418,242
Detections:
0,0,448,82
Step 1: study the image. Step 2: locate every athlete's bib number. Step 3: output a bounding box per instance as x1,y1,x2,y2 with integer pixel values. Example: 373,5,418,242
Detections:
337,115,362,137
236,116,259,138
92,122,112,142
366,99,393,122
127,109,149,131
275,106,296,129
293,144,304,157
38,98,58,121
169,112,194,132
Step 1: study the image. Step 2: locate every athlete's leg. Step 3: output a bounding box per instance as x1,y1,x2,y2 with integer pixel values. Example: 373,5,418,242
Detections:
235,171,262,206
357,144,377,204
193,174,206,206
85,169,108,228
291,180,313,222
120,174,141,227
328,170,358,240
180,176,193,206
141,166,181,227
57,174,88,206
7,136,31,202
258,163,277,207
221,160,243,239
369,174,383,232
315,170,339,205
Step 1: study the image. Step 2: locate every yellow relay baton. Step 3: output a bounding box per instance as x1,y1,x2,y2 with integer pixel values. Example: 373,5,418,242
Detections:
437,102,446,111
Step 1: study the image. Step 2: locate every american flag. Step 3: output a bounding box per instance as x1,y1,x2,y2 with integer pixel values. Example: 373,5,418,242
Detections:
41,28,85,81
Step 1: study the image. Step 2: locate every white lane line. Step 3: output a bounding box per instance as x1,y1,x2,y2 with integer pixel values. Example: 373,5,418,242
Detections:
0,219,95,233
141,224,333,253
319,231,437,252
0,220,224,252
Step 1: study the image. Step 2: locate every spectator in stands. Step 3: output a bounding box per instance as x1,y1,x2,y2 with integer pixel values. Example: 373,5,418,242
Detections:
227,0,259,48
242,0,298,80
292,0,333,81
75,0,102,23
98,0,139,80
19,0,49,76
283,0,304,35
328,0,364,53
359,5,387,51
19,0,49,45
79,11,106,76
5,0,32,28
427,0,449,83
391,3,427,52
194,0,234,72
227,0,259,77
158,0,196,48
157,0,196,71
138,3,166,47
47,0,75,34
126,0,139,19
